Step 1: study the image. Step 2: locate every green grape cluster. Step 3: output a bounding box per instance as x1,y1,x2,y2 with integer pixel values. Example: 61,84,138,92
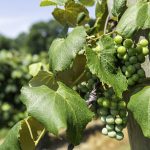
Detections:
97,88,128,140
114,35,149,86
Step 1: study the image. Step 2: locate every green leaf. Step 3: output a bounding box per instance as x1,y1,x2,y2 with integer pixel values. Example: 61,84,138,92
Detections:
0,117,44,150
112,0,127,18
52,1,89,27
29,71,58,90
56,54,86,86
29,62,49,77
79,0,95,6
91,0,108,34
49,26,87,72
40,0,68,6
0,122,21,150
128,86,150,137
21,82,93,145
86,35,127,98
116,2,150,37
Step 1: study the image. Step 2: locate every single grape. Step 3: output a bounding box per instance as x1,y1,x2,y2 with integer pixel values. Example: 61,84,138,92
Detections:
115,125,124,132
98,108,109,116
131,74,139,82
134,63,141,70
106,124,115,131
110,101,117,109
142,47,149,56
118,101,126,109
116,132,124,140
104,91,111,98
126,65,136,74
129,56,138,64
106,115,115,124
125,71,132,77
102,127,108,135
139,39,148,47
119,110,128,117
117,46,126,55
123,39,133,48
100,116,107,123
127,78,135,86
115,117,123,125
121,66,126,73
125,61,130,66
102,98,110,108
122,54,129,61
136,44,142,54
108,131,116,138
97,97,104,106
114,35,123,44
112,95,120,102
128,48,136,56
137,54,145,63
137,68,145,77
110,109,119,116
117,53,123,59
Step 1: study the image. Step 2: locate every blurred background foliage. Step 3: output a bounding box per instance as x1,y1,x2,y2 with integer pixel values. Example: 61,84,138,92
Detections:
0,19,62,128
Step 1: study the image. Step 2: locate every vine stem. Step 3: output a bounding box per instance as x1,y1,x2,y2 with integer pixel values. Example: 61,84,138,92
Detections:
104,14,110,34
68,144,74,150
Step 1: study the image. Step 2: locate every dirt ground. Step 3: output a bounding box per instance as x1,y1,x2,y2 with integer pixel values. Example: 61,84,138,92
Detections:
37,120,130,150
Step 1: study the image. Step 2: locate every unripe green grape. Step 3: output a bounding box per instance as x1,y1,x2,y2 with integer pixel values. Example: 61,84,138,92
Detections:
106,115,115,124
80,86,88,93
136,44,142,54
127,78,135,86
110,101,117,109
117,53,123,59
139,39,148,47
116,132,124,140
107,88,114,96
110,109,119,116
123,39,133,48
122,54,129,61
125,61,130,66
119,110,128,117
97,97,104,106
86,72,92,79
121,66,126,73
137,54,145,63
134,63,141,70
117,46,126,55
129,56,138,64
118,101,126,109
98,108,109,116
142,47,149,56
102,99,110,108
104,91,111,98
102,127,108,135
115,125,124,132
115,117,123,125
137,68,145,77
100,116,107,123
106,124,115,131
128,48,136,56
127,65,136,74
112,95,120,102
131,74,139,82
108,131,116,138
114,35,123,44
122,117,128,125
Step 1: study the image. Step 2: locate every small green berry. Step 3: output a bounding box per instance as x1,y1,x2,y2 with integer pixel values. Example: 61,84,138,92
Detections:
117,46,126,55
102,128,108,135
142,47,149,56
114,35,123,44
139,39,148,47
123,39,133,48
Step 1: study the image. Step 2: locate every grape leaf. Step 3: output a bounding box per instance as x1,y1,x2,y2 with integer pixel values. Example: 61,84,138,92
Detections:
56,55,86,86
52,1,89,27
21,82,93,145
0,122,21,150
40,0,68,6
29,62,48,77
29,71,58,90
116,2,150,37
112,0,127,18
0,117,44,150
79,0,95,6
49,26,87,73
128,86,150,138
86,35,127,98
